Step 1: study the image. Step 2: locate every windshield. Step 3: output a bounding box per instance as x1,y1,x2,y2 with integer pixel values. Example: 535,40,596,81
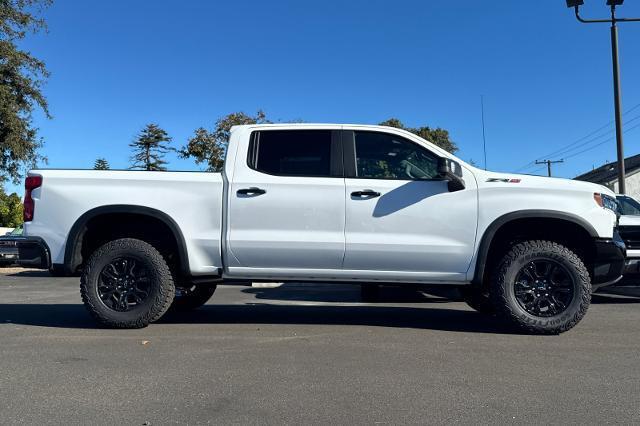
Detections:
8,225,23,236
616,196,640,216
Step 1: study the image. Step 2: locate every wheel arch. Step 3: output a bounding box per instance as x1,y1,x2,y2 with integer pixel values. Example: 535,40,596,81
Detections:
472,210,598,286
64,205,189,276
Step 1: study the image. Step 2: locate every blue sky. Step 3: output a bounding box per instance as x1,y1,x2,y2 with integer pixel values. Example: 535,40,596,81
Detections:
12,0,640,193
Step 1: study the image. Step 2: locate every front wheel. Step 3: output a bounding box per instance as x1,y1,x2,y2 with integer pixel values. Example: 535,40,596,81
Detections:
491,240,591,335
80,238,175,328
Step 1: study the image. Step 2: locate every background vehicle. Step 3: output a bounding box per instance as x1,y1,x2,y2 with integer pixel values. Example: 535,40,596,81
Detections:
17,124,624,333
604,194,640,297
0,225,22,266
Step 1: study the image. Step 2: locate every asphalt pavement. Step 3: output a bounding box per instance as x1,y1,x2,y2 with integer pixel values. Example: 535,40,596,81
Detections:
1,270,639,425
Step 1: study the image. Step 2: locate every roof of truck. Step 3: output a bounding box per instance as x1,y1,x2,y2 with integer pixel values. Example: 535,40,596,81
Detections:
230,123,405,131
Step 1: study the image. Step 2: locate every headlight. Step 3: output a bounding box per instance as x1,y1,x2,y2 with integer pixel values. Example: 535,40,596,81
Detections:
594,193,619,213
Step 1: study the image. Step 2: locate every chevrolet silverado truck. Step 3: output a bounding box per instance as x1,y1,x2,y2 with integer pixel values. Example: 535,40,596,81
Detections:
17,124,625,334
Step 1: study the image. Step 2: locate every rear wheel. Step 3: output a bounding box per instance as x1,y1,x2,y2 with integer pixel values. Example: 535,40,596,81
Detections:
491,240,590,334
171,284,216,311
80,238,175,328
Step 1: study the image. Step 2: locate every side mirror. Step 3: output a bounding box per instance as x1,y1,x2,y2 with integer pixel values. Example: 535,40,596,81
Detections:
437,158,466,192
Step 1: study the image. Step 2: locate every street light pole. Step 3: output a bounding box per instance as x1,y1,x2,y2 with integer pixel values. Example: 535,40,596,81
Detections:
610,8,626,193
567,0,640,194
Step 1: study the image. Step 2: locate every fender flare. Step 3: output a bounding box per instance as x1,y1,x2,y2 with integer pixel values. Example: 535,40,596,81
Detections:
472,210,598,285
64,205,189,275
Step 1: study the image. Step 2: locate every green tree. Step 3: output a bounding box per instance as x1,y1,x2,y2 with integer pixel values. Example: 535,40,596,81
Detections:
93,158,109,170
129,124,173,171
0,0,51,184
180,110,269,172
379,118,458,154
0,189,23,227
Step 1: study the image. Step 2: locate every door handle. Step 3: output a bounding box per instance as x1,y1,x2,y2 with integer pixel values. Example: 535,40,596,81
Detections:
237,187,266,196
351,189,381,198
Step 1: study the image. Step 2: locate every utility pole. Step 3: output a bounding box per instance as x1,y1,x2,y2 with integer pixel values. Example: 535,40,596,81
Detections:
611,9,625,193
536,159,564,177
565,0,640,194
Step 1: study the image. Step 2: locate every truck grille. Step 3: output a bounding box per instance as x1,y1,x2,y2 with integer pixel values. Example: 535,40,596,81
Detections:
617,226,640,250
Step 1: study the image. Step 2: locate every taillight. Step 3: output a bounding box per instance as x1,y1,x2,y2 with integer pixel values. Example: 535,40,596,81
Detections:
24,175,43,222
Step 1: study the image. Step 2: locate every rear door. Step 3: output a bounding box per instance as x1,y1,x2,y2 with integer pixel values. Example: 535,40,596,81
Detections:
226,129,346,276
342,130,478,282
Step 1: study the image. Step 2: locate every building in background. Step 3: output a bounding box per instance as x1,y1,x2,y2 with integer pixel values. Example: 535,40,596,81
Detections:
575,154,640,198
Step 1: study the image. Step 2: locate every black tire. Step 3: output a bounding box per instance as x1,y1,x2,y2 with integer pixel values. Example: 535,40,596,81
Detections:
171,284,216,311
461,286,495,315
491,240,591,335
80,238,175,328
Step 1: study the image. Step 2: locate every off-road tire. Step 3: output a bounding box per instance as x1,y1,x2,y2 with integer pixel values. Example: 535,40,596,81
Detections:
491,240,591,335
80,238,175,328
461,286,495,315
171,285,216,311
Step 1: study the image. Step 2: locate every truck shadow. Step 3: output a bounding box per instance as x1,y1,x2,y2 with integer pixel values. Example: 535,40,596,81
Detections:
0,303,514,334
242,283,461,304
1,287,635,333
161,304,513,334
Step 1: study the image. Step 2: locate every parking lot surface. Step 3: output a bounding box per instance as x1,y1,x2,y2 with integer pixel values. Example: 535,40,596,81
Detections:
1,270,639,424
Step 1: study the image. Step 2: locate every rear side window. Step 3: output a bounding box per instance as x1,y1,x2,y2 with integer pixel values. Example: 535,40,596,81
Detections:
249,130,333,177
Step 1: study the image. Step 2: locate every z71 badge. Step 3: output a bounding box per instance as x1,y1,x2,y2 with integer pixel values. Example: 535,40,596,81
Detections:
486,178,521,183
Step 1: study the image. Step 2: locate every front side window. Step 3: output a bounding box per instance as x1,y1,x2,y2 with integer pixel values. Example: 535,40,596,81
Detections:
354,131,439,180
617,196,640,215
251,130,332,177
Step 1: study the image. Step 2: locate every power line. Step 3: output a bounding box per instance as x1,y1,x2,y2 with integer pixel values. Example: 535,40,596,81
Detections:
528,166,547,175
522,121,640,175
547,113,640,160
562,122,640,161
514,102,640,172
545,127,614,159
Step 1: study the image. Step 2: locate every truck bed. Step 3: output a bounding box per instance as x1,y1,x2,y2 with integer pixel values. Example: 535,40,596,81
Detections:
24,170,224,275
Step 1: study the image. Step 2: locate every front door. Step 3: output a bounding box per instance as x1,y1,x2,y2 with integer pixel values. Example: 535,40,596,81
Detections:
342,130,478,282
226,129,346,276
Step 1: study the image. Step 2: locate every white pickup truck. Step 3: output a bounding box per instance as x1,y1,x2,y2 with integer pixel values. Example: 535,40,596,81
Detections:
18,124,625,334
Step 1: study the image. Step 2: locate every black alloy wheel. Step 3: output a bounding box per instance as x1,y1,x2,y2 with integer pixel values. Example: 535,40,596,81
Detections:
98,257,151,312
514,259,575,317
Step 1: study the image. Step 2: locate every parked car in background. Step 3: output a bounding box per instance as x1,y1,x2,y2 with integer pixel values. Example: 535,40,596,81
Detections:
606,194,640,297
615,194,640,262
17,124,624,334
0,225,22,266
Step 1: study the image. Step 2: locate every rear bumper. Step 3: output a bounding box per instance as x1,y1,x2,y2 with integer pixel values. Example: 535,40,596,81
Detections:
592,232,626,289
11,237,51,269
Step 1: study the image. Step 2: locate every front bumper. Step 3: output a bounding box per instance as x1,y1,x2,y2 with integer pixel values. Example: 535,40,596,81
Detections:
8,237,52,269
591,231,626,289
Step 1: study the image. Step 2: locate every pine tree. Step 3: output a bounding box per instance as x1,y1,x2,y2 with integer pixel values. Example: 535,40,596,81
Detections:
129,124,173,171
93,158,110,170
